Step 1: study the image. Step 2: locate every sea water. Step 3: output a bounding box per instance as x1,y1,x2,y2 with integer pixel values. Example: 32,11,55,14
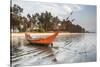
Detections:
11,33,96,67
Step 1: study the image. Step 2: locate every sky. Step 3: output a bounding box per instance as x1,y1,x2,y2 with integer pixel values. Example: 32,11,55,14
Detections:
11,0,96,32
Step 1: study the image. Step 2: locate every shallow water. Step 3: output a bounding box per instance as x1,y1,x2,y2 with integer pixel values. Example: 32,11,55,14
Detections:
11,33,96,67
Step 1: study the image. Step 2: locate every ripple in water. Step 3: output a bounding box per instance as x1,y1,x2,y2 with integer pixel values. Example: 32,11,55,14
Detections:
11,33,96,67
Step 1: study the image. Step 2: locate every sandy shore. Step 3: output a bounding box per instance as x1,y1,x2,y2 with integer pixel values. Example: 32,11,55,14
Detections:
11,32,81,37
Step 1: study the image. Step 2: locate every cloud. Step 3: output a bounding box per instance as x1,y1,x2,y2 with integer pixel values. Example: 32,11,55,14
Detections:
31,2,83,20
12,0,83,20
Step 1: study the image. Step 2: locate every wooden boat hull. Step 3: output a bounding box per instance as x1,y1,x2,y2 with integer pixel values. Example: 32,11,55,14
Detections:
25,32,59,46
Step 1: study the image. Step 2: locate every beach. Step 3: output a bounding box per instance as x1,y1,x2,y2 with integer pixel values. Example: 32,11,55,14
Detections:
11,32,82,37
11,33,96,67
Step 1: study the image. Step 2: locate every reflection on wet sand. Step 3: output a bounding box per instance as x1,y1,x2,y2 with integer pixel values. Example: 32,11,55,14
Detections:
11,43,57,67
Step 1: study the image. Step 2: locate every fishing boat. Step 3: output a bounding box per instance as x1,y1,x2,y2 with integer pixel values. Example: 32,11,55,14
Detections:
25,32,59,46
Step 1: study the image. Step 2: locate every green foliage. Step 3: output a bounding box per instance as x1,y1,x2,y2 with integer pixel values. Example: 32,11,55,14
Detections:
10,4,87,33
37,28,45,33
12,4,23,15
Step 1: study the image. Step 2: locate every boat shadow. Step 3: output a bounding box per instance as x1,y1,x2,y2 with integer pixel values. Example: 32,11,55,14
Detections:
26,43,50,47
25,43,57,62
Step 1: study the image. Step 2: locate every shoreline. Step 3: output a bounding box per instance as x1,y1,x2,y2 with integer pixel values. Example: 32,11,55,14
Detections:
11,32,86,37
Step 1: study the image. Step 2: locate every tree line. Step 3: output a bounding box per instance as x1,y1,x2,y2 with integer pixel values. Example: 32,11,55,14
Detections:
10,4,87,33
